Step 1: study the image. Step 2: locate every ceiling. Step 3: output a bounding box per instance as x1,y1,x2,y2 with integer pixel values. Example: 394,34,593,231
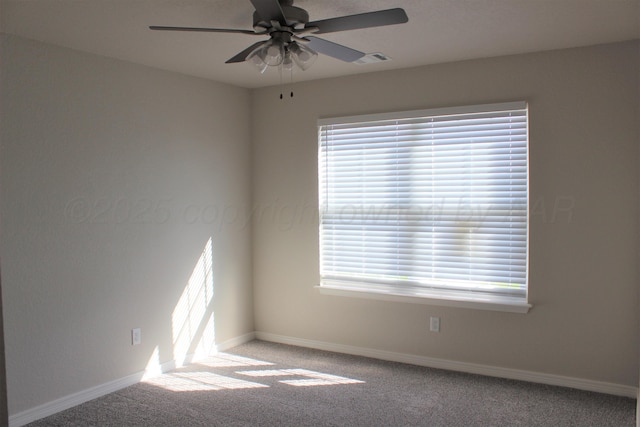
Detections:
1,0,638,89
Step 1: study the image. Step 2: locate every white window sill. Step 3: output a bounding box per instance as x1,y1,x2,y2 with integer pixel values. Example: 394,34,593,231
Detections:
315,284,532,314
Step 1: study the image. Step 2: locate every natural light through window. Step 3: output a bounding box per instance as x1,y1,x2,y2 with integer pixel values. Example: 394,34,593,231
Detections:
172,237,216,367
144,371,269,392
317,102,530,313
142,346,163,381
239,368,365,387
143,352,365,392
194,353,275,368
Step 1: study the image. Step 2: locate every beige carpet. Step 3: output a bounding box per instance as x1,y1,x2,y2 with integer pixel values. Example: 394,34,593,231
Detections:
28,340,636,426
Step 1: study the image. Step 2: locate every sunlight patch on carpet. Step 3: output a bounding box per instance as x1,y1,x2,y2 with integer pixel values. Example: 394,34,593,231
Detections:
143,349,364,392
194,353,275,368
144,371,268,392
238,368,365,386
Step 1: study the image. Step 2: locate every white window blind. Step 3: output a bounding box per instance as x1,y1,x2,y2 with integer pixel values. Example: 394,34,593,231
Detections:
318,102,528,303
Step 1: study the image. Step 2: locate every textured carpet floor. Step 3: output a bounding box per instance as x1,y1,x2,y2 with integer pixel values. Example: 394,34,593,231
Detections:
28,340,636,426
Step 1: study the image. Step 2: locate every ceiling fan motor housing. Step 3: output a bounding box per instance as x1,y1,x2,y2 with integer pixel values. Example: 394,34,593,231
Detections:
253,4,309,32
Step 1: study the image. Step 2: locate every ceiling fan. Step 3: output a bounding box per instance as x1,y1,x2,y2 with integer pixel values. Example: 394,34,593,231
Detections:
150,0,408,73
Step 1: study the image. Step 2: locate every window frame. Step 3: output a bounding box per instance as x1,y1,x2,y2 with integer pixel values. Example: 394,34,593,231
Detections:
316,101,531,313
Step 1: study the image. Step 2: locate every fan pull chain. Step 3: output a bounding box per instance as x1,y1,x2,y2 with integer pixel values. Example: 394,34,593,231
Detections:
290,64,294,98
279,64,283,99
278,62,295,100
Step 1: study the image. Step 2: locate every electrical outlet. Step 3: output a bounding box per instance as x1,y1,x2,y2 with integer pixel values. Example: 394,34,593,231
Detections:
132,328,141,345
430,317,440,333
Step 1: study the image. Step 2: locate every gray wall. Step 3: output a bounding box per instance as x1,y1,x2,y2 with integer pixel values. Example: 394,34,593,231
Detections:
251,41,639,387
0,33,638,421
0,35,253,414
0,271,7,426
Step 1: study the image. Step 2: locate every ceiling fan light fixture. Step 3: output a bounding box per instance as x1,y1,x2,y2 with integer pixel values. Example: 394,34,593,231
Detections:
263,40,285,66
249,53,269,74
289,42,317,71
247,43,269,73
282,51,294,72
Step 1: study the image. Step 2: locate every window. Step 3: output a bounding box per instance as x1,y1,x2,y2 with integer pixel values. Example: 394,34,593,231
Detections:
318,102,530,313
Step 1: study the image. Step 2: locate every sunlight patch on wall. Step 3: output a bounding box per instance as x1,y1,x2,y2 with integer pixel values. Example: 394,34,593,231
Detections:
192,312,216,361
172,238,215,367
142,346,163,380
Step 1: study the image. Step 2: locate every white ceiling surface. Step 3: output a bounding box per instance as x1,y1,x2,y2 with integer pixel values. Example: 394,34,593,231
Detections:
1,0,639,88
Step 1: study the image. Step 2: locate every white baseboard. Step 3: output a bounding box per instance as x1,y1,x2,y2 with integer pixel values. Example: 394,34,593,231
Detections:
8,332,256,427
214,332,256,352
8,372,144,427
255,331,638,398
